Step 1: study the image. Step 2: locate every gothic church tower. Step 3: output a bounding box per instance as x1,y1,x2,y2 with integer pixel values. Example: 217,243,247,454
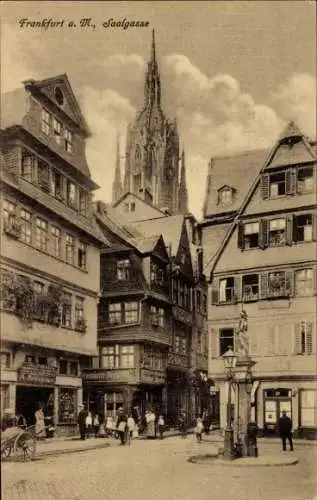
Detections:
120,30,189,215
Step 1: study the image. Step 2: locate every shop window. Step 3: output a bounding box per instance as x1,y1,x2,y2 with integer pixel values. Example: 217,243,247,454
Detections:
219,277,235,303
65,234,75,265
295,269,313,296
269,218,285,247
297,167,313,194
117,259,130,280
293,214,312,243
61,293,72,328
21,152,34,181
242,274,259,301
51,226,62,258
300,389,317,427
59,360,68,374
59,388,77,424
219,328,234,356
41,109,51,135
36,217,48,252
20,208,32,244
77,242,87,270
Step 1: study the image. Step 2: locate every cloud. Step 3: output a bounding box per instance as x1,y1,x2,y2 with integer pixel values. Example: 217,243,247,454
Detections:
271,73,316,139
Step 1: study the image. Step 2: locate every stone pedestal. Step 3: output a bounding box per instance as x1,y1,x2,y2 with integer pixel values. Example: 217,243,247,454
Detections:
234,356,257,458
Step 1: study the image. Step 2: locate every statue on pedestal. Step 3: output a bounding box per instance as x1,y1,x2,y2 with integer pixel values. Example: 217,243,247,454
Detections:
236,310,249,357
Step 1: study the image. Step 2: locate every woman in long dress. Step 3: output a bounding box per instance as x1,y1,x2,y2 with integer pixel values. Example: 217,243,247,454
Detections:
35,405,46,439
145,410,156,439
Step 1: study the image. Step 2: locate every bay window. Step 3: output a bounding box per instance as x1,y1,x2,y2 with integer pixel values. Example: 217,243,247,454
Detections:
108,303,121,325
20,208,32,244
124,302,138,323
100,345,135,369
21,152,34,181
117,259,130,280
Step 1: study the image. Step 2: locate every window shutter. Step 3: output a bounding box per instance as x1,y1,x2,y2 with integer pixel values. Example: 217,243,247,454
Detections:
211,281,219,305
313,213,317,242
259,219,268,249
260,272,268,299
260,174,269,199
292,323,301,355
210,327,218,358
306,321,313,354
234,275,241,303
285,269,294,297
237,222,245,249
285,214,293,246
285,168,297,195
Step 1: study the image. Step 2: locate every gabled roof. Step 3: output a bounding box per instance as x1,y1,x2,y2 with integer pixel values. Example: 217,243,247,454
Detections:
203,149,268,218
131,214,185,257
113,191,168,217
130,234,161,254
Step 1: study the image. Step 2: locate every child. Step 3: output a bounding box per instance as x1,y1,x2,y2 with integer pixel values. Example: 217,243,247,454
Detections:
158,415,165,439
195,417,204,443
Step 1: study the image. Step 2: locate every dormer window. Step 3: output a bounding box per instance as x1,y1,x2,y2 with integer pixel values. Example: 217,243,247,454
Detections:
218,186,234,205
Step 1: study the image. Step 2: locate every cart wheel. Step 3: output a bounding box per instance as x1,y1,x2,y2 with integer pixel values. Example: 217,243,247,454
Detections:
14,432,36,461
1,444,12,459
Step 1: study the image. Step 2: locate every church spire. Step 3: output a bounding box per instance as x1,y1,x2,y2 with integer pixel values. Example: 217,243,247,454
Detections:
111,134,123,205
179,149,189,214
144,29,161,107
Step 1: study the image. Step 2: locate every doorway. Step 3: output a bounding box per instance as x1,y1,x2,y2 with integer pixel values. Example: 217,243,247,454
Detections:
16,386,54,426
263,388,292,435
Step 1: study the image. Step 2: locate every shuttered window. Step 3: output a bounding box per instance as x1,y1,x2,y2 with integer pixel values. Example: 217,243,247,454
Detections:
259,219,269,249
210,328,218,358
294,321,313,355
261,174,269,199
285,168,297,195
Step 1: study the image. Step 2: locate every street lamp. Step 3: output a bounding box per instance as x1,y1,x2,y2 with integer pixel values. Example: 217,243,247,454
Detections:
222,347,237,460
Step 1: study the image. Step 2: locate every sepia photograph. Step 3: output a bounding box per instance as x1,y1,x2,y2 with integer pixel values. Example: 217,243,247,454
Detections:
0,1,316,499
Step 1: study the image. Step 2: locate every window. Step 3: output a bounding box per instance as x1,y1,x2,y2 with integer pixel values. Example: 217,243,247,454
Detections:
75,296,85,331
69,361,78,376
295,321,313,355
79,190,87,216
219,328,234,356
0,270,15,310
133,174,142,193
267,271,288,298
64,128,72,153
244,222,259,249
293,214,312,243
295,269,313,296
117,259,130,280
219,277,235,303
53,118,62,144
37,160,50,191
100,346,119,369
3,200,16,221
175,336,187,355
242,274,259,301
21,152,34,181
269,218,285,247
38,357,47,365
297,167,313,194
59,388,77,424
66,234,75,265
61,292,72,328
0,352,10,369
20,208,32,244
109,303,122,325
77,242,87,270
51,226,61,258
150,306,164,327
36,217,48,251
67,181,77,207
59,360,68,374
219,188,233,205
142,347,164,370
120,346,134,368
52,170,63,199
130,202,136,212
269,171,286,197
150,262,166,287
41,109,51,135
124,302,138,323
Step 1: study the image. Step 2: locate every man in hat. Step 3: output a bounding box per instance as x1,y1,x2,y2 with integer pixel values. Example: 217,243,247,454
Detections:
116,407,128,445
78,404,88,440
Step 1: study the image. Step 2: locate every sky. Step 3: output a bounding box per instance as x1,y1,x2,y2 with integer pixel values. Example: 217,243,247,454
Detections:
2,1,316,218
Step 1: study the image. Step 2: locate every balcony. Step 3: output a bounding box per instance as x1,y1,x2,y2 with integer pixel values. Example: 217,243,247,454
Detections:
243,285,259,302
82,368,138,385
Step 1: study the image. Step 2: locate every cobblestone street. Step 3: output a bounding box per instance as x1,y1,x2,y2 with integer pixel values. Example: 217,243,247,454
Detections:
2,437,317,500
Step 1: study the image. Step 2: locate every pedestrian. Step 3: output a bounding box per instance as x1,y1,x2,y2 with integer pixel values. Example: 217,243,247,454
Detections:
179,412,187,438
85,410,93,438
78,404,87,440
145,409,156,439
195,417,204,443
34,404,46,439
158,415,165,439
278,411,294,451
116,407,128,445
93,413,100,437
127,413,135,445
